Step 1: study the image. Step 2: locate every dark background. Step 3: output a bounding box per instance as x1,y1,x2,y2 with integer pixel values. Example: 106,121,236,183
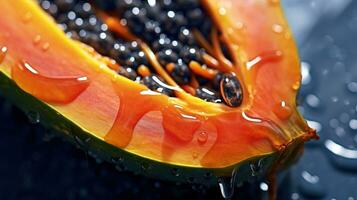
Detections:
0,1,356,199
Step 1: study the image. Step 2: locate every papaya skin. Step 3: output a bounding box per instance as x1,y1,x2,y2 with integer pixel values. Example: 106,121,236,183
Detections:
0,0,316,184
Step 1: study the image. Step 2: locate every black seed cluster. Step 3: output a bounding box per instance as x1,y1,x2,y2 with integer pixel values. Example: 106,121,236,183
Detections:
92,0,224,103
35,1,147,83
93,1,210,83
39,0,243,107
39,0,146,70
142,75,174,96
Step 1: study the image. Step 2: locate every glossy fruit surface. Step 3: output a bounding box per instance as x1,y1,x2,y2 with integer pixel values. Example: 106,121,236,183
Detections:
0,0,315,187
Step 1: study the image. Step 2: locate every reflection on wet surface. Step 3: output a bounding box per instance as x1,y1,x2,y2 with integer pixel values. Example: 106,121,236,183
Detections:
280,0,357,199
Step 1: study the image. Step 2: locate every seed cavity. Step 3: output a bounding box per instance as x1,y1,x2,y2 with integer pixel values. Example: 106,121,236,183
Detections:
38,0,243,107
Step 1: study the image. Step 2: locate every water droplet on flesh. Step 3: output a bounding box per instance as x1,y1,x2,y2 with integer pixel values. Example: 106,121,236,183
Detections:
273,101,292,120
42,42,50,51
12,61,90,104
197,132,208,145
33,35,41,45
22,12,32,23
272,24,283,35
0,46,8,63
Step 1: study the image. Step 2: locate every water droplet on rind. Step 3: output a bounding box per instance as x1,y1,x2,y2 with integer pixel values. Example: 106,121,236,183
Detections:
140,162,150,171
218,177,234,199
171,168,180,177
27,110,40,124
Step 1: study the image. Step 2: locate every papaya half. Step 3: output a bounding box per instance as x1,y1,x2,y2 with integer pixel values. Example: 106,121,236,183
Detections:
0,0,317,198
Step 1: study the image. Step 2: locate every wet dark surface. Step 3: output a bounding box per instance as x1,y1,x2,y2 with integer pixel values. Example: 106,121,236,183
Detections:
1,1,357,200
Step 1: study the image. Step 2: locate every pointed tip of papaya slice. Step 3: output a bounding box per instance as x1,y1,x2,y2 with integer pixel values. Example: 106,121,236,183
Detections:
0,0,316,187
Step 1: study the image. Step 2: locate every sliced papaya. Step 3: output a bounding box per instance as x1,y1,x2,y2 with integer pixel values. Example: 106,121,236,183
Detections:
0,0,317,198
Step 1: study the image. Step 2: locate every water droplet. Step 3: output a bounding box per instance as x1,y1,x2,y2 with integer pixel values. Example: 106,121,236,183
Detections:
218,177,235,199
260,182,269,191
250,162,262,176
12,61,90,104
42,42,50,51
347,82,357,93
291,192,300,200
0,46,8,63
335,127,346,137
33,35,41,45
301,62,311,85
140,162,150,171
197,132,208,145
298,170,326,198
74,135,85,148
307,120,322,132
27,111,40,124
292,81,300,90
111,156,124,164
192,152,198,159
331,96,339,103
218,168,238,199
305,94,320,108
329,118,339,128
339,112,350,123
325,139,357,170
22,12,32,23
171,168,180,177
349,119,357,130
115,163,126,172
272,24,284,33
273,101,292,120
219,7,227,16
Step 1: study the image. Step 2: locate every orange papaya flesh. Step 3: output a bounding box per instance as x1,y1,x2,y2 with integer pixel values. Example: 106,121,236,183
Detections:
0,0,316,183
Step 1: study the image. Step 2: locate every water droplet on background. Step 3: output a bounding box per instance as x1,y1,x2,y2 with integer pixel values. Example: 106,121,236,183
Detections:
347,82,357,93
298,170,326,198
305,94,320,108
